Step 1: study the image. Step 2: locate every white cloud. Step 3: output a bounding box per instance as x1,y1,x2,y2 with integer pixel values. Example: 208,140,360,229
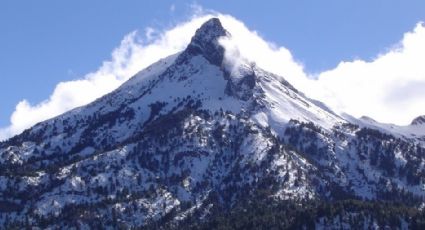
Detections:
312,22,425,125
1,8,424,140
144,27,156,42
218,18,306,85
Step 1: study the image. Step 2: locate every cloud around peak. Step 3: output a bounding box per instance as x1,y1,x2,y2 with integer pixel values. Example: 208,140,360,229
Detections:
0,13,219,140
218,18,425,126
1,10,424,140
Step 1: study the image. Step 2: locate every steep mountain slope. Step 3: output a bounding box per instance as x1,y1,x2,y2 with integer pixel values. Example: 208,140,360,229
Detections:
1,18,425,229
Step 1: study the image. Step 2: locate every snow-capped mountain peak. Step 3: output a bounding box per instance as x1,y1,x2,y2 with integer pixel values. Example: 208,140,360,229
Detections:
1,18,425,229
181,17,229,66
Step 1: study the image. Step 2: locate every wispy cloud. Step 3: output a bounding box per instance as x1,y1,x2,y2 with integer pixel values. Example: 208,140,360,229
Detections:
1,7,424,140
170,4,176,13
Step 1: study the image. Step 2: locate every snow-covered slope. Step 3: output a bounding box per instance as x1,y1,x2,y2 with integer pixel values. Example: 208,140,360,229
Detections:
0,18,424,228
344,114,425,146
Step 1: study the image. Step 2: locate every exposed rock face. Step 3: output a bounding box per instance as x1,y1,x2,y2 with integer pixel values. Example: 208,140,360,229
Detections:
179,17,228,66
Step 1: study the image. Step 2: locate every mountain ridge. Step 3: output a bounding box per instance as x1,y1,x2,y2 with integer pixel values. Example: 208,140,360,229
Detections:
0,18,425,229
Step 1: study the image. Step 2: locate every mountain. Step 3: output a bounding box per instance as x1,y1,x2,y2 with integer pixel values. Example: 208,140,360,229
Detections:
412,115,425,126
1,18,425,229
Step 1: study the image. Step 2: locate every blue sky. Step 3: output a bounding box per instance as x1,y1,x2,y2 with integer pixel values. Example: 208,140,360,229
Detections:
0,1,424,137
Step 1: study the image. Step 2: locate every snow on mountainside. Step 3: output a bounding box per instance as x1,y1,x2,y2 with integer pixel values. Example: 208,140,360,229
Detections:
347,114,425,146
0,18,425,229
